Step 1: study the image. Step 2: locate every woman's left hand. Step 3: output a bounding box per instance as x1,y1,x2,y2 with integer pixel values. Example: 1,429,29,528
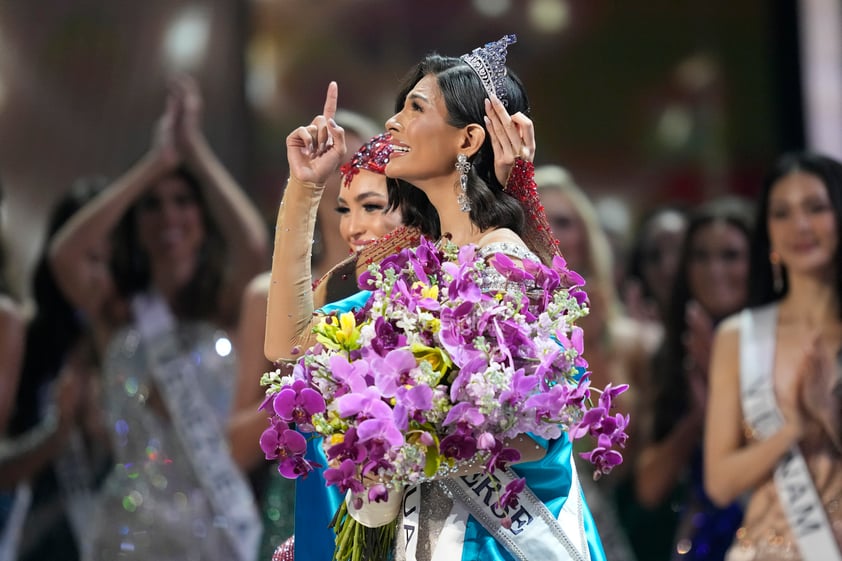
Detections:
484,94,535,186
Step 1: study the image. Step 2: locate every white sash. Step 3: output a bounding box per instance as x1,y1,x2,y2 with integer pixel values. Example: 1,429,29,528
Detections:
739,305,842,560
132,293,260,561
0,484,31,561
402,462,589,561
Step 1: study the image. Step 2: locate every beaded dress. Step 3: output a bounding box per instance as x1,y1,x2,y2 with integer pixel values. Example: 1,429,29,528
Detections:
86,322,240,561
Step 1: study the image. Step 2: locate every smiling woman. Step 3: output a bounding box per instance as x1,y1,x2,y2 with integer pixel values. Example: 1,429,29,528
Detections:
336,133,405,252
704,152,842,561
47,76,268,561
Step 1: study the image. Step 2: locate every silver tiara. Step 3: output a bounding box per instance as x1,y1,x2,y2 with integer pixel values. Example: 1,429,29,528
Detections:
460,34,517,105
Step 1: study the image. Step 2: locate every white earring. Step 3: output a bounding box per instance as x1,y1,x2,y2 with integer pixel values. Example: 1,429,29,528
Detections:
455,154,471,213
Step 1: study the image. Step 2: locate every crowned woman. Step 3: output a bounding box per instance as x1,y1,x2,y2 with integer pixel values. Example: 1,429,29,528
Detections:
265,35,617,561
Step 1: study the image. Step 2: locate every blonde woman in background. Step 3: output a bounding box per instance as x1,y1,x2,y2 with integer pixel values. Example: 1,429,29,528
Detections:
536,164,648,561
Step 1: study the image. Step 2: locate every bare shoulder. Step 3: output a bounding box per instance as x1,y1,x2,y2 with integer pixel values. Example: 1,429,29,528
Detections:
715,313,741,341
0,295,24,352
245,271,271,299
0,295,24,329
710,313,742,363
475,228,525,249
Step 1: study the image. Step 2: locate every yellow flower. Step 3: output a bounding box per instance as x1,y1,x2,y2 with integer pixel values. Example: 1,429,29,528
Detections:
419,283,439,301
314,312,360,351
411,343,452,376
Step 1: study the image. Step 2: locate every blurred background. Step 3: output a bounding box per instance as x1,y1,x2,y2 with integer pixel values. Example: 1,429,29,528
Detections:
0,0,839,301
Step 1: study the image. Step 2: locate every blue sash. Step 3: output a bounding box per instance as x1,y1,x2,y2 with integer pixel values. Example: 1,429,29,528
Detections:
294,437,343,561
294,291,372,560
458,434,605,561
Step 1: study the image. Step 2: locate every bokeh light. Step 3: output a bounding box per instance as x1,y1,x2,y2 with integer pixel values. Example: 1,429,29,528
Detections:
472,0,511,18
163,6,211,71
528,0,571,34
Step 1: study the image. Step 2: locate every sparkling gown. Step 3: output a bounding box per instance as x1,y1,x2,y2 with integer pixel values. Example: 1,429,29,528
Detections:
87,322,240,561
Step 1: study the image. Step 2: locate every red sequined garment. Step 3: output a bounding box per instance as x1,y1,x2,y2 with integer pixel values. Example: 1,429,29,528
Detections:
271,537,294,561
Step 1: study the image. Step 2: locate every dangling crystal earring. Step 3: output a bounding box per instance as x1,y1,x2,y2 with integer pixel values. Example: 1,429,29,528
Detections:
770,250,784,294
455,154,471,213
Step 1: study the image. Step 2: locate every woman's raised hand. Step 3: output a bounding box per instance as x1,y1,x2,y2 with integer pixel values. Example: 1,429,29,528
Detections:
287,81,347,185
150,87,182,172
484,94,535,186
171,74,205,158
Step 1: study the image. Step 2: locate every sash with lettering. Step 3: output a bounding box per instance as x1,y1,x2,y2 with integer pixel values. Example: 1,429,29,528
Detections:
132,292,260,561
739,304,842,560
401,434,605,561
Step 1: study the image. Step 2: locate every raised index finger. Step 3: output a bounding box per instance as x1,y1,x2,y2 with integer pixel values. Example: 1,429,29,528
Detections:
323,81,338,120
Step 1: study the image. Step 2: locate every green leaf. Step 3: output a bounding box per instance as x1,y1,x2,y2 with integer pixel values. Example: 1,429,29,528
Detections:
424,445,441,478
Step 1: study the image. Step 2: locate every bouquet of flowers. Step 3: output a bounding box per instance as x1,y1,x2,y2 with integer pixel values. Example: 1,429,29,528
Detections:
260,237,628,561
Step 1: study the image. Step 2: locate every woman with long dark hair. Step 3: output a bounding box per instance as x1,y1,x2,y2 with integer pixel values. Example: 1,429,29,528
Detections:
705,152,842,560
266,35,607,561
49,76,268,561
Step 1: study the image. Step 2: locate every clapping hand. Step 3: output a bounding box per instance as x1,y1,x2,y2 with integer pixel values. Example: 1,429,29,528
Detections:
286,81,347,185
484,94,535,186
683,301,713,416
170,74,205,159
150,87,182,172
796,335,842,451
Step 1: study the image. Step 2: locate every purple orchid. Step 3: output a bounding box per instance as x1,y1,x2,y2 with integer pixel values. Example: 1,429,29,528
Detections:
440,429,477,461
551,255,586,288
328,354,370,394
335,388,404,447
579,433,624,479
356,416,404,448
372,349,417,397
369,317,406,356
524,378,590,419
485,440,522,474
326,427,367,464
393,384,433,431
367,483,391,503
443,401,485,427
489,252,536,285
272,379,326,430
496,477,526,511
260,424,320,479
258,418,290,460
500,370,540,406
324,458,365,494
477,432,496,450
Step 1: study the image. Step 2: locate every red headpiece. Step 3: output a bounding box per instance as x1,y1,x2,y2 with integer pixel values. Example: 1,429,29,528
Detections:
339,133,393,188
